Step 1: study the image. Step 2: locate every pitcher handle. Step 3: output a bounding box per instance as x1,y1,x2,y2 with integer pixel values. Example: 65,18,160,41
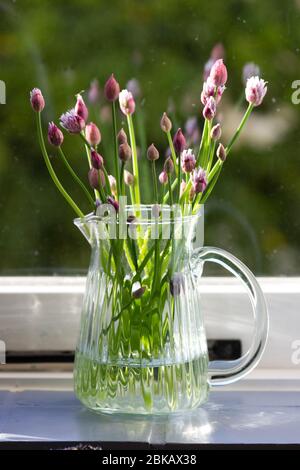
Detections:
196,246,269,387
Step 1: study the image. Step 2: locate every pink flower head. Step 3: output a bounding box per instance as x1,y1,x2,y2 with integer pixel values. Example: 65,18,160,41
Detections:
30,88,45,112
159,170,168,185
85,122,101,146
209,59,227,87
201,76,225,106
60,109,85,134
203,96,216,120
245,76,267,107
191,167,207,194
48,122,64,147
181,149,196,173
119,89,135,115
75,94,88,122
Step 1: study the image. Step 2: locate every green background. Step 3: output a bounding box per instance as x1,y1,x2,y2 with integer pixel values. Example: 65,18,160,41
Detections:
0,0,299,274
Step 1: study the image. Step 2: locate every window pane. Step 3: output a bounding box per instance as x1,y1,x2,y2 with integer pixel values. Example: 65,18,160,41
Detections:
0,1,299,275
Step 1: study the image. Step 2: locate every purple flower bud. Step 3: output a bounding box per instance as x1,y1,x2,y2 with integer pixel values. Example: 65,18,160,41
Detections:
210,123,222,141
30,88,45,112
203,96,216,121
242,63,260,85
164,157,174,174
160,112,172,133
118,142,132,162
147,143,159,161
124,170,134,186
60,109,85,134
48,122,64,147
159,170,168,185
107,196,119,213
88,79,100,104
245,76,267,107
216,143,226,162
173,128,186,153
85,122,101,147
191,167,207,194
104,74,120,102
75,94,88,123
117,128,127,145
209,59,228,87
91,149,104,169
88,168,105,189
119,89,135,115
181,149,196,173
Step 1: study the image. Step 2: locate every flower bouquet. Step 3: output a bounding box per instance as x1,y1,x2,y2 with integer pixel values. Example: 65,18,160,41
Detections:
30,59,268,414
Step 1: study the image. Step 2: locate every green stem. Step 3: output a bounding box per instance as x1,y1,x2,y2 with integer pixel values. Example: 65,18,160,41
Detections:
226,103,253,156
81,132,100,200
152,161,158,203
163,178,177,204
166,131,178,176
120,161,125,195
36,113,84,218
58,147,94,207
167,176,174,206
127,114,141,207
197,119,208,164
112,101,121,198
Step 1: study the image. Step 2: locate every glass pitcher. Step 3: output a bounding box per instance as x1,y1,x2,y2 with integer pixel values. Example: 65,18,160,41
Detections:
73,205,268,414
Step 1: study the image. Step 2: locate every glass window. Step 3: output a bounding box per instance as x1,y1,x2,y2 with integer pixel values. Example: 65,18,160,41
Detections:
0,0,299,275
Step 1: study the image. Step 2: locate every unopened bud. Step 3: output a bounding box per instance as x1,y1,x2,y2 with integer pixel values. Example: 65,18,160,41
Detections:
48,122,64,147
85,122,101,146
75,94,88,122
210,123,222,141
119,142,132,162
173,128,186,153
30,88,45,112
91,149,104,169
124,170,134,186
159,170,168,185
160,112,172,133
164,157,174,174
104,74,120,102
147,143,159,161
117,128,127,145
216,143,226,162
88,168,105,189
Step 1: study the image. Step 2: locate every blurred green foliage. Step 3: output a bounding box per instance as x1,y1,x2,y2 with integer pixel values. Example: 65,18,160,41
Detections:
0,0,300,274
